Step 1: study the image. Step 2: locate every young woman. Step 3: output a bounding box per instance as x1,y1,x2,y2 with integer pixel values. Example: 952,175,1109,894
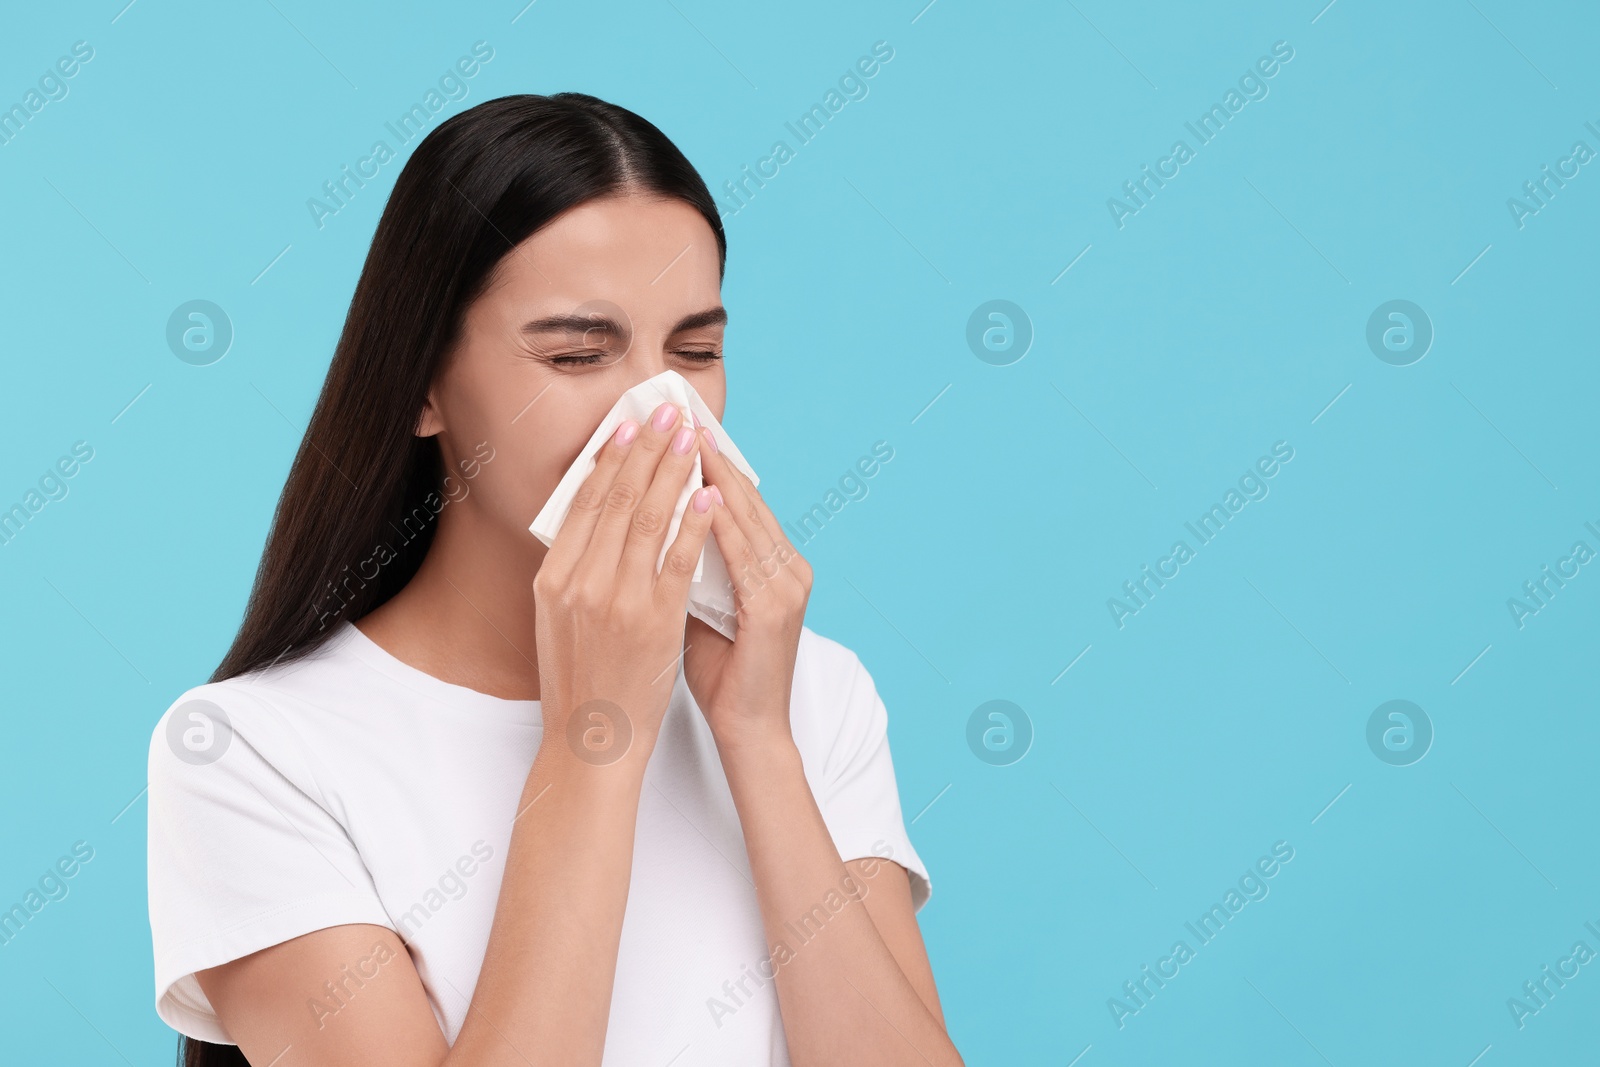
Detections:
146,93,961,1067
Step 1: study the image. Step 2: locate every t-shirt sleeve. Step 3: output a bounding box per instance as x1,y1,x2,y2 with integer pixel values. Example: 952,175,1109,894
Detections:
815,649,933,912
147,684,394,1044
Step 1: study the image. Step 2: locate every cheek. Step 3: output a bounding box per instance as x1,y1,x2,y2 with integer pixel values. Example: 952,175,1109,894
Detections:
477,437,566,519
690,376,727,424
478,408,606,521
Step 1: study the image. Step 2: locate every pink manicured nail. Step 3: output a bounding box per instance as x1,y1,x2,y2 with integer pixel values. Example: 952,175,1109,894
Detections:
651,401,676,432
699,426,719,454
614,420,639,446
671,426,695,454
692,486,713,513
711,485,724,505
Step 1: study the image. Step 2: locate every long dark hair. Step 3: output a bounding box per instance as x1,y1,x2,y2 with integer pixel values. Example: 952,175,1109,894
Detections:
180,92,726,1067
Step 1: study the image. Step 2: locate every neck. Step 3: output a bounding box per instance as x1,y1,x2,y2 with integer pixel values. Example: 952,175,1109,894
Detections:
355,502,546,701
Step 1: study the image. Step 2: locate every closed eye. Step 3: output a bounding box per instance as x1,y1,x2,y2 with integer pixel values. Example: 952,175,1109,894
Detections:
547,350,720,366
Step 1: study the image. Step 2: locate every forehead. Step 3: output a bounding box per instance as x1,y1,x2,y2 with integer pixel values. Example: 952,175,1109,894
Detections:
488,192,722,311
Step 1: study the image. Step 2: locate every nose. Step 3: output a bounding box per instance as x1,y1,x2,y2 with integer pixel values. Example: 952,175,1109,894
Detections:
608,355,665,399
606,343,693,425
611,325,677,390
617,346,670,388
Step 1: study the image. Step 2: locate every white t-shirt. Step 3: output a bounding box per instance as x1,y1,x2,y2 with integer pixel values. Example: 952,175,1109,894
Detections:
147,620,930,1065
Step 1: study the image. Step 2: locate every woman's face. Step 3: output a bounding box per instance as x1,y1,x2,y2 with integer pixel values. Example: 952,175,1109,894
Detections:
419,190,727,540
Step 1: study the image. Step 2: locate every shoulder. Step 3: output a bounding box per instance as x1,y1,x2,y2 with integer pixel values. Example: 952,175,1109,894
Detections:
146,629,368,799
149,677,278,767
789,624,888,764
146,675,313,809
792,624,872,717
788,626,933,907
795,623,867,684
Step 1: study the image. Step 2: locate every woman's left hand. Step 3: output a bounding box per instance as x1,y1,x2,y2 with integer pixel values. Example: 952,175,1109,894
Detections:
681,423,812,749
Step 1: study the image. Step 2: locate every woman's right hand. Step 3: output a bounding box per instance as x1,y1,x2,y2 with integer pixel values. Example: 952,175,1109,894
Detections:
531,398,720,771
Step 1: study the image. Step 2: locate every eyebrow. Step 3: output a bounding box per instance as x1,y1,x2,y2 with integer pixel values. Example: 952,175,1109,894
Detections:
520,306,728,336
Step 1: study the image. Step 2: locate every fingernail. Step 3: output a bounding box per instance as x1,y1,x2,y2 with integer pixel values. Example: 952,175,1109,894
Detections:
672,426,695,454
692,486,713,513
614,419,639,446
711,485,724,505
699,426,719,454
651,401,676,432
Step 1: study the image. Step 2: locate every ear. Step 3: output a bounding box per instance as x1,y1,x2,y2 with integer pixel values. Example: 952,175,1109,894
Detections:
415,387,444,437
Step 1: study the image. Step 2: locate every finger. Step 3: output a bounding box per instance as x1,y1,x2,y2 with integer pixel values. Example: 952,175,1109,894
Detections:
617,408,703,590
698,427,783,562
701,430,810,597
702,479,775,608
654,483,719,609
582,400,686,584
541,419,638,580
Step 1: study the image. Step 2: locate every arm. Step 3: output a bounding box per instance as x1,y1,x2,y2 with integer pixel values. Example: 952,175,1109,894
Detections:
196,404,720,1065
715,728,960,1066
684,430,960,1066
197,738,657,1067
846,856,946,1028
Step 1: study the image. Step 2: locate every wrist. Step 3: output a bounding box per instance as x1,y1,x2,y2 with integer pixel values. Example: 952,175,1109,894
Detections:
532,717,659,794
711,716,800,773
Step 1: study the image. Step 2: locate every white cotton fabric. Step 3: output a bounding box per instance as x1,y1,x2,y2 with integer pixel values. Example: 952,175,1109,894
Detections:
528,369,760,641
146,620,930,1065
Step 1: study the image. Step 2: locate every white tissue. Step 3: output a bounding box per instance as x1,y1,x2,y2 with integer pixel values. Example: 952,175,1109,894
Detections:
527,369,759,641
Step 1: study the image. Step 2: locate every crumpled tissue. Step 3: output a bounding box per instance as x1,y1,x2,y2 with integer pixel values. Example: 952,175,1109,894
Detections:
528,369,758,640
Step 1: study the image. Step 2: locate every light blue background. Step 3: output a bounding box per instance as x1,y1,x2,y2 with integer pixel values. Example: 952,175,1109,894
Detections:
2,1,1597,1064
